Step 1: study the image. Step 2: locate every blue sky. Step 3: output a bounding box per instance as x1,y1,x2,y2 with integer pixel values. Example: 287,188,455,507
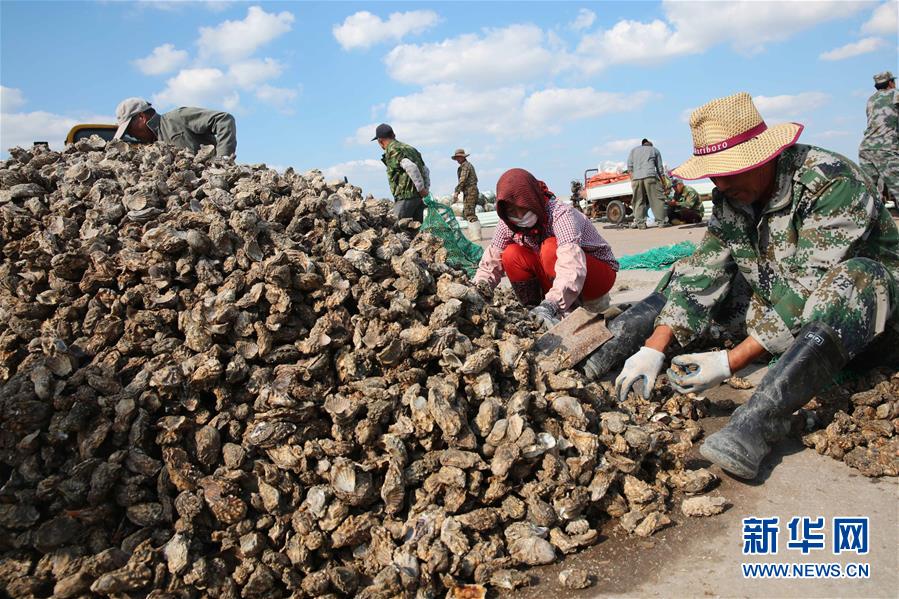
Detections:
1,1,896,198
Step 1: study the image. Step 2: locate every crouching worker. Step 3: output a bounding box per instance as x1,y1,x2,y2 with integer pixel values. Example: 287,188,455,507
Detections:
581,92,899,480
473,168,619,328
667,178,704,224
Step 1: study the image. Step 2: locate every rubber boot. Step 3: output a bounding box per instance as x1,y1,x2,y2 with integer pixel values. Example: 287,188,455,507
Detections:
510,278,543,307
700,322,849,479
581,292,667,380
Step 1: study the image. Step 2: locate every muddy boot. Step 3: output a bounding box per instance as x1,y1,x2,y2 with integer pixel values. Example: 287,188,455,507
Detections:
700,322,849,479
581,292,667,380
510,278,543,307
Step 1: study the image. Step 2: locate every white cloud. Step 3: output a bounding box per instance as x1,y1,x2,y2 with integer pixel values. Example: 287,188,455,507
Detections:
385,24,561,87
820,37,886,60
352,85,650,147
1,105,112,154
228,58,284,88
862,2,898,35
522,88,652,130
754,92,830,120
323,158,383,179
137,1,233,12
133,43,189,75
198,5,294,64
663,0,869,56
570,8,596,31
353,84,527,146
333,10,440,50
1,86,26,113
152,68,240,110
255,84,298,113
815,130,851,139
593,138,642,156
577,19,689,72
576,1,870,71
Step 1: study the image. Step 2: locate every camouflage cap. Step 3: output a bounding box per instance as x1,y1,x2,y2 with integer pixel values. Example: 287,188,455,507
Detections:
874,71,895,84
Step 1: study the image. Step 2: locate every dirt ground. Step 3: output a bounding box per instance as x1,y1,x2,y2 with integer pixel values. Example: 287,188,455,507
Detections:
476,215,899,598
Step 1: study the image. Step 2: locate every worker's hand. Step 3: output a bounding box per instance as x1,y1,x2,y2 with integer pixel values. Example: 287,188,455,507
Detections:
474,279,494,301
614,346,665,403
530,300,560,330
419,188,430,198
667,350,731,394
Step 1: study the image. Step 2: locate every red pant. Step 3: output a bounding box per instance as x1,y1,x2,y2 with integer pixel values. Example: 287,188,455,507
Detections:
500,237,617,300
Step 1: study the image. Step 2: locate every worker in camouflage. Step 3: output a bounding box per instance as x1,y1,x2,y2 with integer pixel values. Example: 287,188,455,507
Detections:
372,124,430,223
656,145,898,357
452,149,480,222
582,92,899,481
667,178,704,224
859,71,899,208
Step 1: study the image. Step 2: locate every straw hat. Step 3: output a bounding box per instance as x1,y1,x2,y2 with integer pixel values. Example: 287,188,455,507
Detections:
671,92,803,180
451,148,469,159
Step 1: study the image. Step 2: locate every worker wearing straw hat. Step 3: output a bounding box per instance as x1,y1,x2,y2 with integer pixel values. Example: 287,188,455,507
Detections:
858,71,898,208
452,148,480,223
581,91,899,480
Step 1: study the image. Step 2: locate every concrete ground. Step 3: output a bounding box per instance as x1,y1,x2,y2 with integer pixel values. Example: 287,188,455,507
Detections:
474,215,899,598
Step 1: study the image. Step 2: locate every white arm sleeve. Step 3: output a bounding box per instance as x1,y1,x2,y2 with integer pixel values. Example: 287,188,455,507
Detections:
400,158,426,192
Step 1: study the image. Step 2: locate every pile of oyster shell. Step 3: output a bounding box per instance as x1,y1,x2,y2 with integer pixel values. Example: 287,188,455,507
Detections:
800,368,899,477
1,138,720,598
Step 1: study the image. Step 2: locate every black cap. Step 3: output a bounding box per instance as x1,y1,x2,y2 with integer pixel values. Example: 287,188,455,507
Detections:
371,123,395,141
641,138,651,145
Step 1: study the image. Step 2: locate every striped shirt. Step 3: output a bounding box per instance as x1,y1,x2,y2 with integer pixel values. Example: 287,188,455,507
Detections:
490,197,619,270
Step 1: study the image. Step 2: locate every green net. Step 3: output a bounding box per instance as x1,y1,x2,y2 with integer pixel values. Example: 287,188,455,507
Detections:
421,194,484,277
619,241,697,270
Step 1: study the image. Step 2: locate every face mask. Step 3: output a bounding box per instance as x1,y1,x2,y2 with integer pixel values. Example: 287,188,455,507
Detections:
509,211,538,228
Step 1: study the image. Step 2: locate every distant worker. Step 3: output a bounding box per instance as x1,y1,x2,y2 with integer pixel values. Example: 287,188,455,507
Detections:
627,139,667,229
113,98,236,157
859,71,898,207
472,168,619,329
452,148,480,223
667,178,705,224
372,123,430,223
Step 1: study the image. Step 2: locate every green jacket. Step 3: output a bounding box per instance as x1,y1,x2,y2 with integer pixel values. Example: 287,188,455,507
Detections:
672,185,704,217
381,140,429,200
658,144,899,354
149,107,237,157
860,88,899,152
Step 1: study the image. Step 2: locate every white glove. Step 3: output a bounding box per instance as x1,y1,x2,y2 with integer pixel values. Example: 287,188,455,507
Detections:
667,350,731,394
615,346,665,403
530,300,560,330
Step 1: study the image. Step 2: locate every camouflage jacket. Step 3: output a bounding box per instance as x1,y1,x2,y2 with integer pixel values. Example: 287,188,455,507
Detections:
455,160,479,194
657,144,899,354
860,88,899,152
149,107,237,157
672,185,704,217
381,140,429,201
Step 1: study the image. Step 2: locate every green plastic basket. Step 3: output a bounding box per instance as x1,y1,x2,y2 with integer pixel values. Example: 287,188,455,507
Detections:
421,195,484,277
